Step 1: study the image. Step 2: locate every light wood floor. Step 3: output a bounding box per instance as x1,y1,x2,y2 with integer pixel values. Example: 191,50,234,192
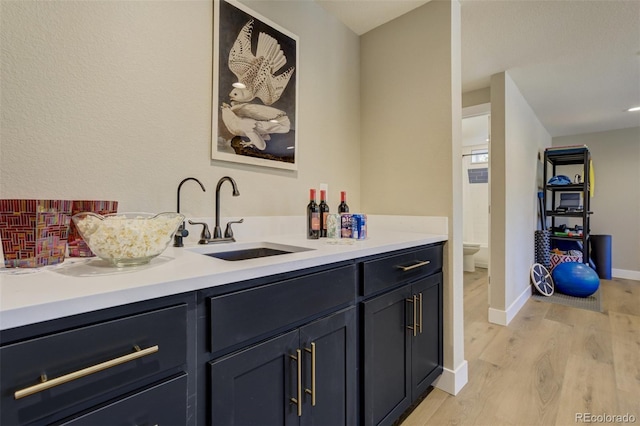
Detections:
403,269,640,426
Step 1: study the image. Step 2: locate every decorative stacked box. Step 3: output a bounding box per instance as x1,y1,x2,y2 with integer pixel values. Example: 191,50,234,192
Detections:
0,199,72,268
550,252,583,270
68,200,118,257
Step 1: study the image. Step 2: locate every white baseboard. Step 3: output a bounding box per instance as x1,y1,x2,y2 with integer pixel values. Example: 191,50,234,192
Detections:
612,268,640,281
434,360,468,396
488,285,531,326
488,307,507,326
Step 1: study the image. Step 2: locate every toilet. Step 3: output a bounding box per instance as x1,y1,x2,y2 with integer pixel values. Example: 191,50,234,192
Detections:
463,242,481,272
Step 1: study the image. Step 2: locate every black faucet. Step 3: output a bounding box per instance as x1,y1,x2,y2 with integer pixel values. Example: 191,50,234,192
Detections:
213,176,240,239
173,177,206,247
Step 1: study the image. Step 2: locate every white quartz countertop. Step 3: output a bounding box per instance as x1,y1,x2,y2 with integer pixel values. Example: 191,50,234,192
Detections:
0,230,447,331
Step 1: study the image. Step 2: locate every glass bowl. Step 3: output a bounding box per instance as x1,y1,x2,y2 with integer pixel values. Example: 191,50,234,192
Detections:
71,212,185,267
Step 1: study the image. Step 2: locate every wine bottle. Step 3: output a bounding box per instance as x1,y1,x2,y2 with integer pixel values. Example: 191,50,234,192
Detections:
338,191,349,213
307,189,320,239
319,190,330,238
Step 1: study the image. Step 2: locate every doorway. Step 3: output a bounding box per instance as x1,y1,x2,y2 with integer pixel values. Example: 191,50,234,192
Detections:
462,104,490,306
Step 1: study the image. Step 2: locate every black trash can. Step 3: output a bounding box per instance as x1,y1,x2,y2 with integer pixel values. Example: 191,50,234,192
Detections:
590,234,612,279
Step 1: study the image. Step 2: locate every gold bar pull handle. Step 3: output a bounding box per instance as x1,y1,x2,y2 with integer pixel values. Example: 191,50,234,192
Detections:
397,260,430,272
418,292,423,334
406,296,417,337
289,349,302,417
304,342,316,406
14,345,159,400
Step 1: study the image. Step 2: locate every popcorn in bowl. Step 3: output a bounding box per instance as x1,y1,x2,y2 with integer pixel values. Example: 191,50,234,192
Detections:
71,212,185,267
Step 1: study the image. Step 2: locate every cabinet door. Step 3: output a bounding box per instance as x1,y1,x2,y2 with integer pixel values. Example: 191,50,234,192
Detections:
410,273,443,397
299,307,356,426
209,330,300,426
363,285,412,426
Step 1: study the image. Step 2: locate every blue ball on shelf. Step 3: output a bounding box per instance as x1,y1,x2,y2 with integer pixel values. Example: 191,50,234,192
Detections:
552,262,600,297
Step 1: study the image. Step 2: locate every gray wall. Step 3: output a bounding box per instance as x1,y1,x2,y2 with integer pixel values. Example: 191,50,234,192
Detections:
554,127,640,276
360,0,466,389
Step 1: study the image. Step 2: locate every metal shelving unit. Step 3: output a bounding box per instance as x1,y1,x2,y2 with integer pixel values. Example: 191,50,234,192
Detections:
543,146,591,264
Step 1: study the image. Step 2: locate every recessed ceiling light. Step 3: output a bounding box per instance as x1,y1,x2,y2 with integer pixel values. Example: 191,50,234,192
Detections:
627,106,640,112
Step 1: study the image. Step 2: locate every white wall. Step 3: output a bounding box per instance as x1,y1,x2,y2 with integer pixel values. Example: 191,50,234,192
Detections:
553,127,640,278
361,0,467,394
0,0,361,220
490,72,552,325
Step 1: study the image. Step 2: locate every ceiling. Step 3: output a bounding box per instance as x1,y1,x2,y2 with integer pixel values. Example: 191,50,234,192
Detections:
316,0,640,138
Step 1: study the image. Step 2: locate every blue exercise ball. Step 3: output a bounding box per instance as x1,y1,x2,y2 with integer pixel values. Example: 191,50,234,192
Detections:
552,262,600,297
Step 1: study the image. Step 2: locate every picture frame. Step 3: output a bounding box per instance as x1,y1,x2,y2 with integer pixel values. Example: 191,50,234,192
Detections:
212,0,299,170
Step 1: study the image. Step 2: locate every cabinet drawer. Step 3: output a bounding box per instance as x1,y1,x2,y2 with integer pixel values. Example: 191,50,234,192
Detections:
362,245,442,296
209,264,356,354
58,374,187,426
1,304,187,425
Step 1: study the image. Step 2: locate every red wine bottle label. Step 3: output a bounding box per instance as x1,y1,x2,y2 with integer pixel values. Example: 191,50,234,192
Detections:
311,213,320,230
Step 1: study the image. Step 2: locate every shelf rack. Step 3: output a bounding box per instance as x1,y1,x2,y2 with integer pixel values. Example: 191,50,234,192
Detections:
543,146,591,264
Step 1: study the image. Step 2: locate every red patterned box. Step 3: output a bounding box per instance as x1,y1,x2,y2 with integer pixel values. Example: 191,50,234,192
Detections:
0,199,72,268
550,252,583,270
68,200,118,257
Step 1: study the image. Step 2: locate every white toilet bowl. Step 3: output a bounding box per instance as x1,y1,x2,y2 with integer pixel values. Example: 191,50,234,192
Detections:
463,242,481,272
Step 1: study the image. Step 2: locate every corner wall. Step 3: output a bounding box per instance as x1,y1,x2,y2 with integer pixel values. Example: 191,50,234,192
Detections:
361,0,467,394
489,72,552,325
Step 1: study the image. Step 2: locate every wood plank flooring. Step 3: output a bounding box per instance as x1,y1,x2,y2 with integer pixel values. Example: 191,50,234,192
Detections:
403,269,640,425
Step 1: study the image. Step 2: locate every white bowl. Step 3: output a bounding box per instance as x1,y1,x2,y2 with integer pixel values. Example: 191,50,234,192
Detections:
71,212,184,267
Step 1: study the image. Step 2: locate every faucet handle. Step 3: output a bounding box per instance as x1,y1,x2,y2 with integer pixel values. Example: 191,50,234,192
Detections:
173,223,189,247
188,220,211,243
224,219,244,239
176,224,189,238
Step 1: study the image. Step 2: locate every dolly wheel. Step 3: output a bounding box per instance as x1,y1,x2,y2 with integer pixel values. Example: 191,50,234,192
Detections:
531,263,554,296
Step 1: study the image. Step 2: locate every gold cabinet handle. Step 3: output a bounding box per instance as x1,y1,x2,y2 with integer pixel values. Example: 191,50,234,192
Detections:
397,260,431,272
418,292,423,334
289,349,302,417
304,342,316,406
406,295,417,337
14,345,159,400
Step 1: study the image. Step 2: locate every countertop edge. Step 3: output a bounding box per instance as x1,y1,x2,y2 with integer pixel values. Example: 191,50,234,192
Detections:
0,232,447,331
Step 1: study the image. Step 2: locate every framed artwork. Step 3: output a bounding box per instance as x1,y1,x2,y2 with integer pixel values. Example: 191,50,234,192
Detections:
212,0,299,170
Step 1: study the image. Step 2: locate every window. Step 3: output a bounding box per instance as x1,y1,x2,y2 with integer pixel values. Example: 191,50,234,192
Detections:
471,149,489,164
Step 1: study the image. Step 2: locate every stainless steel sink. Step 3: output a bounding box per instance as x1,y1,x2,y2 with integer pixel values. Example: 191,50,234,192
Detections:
189,242,313,261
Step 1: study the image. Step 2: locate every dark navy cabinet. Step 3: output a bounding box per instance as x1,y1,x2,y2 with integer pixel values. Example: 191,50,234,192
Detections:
204,263,358,426
0,242,444,426
361,245,444,426
209,307,356,426
362,285,413,425
410,274,443,395
0,298,192,426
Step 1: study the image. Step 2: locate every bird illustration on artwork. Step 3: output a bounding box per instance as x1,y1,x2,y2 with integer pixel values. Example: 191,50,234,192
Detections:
221,19,295,150
220,102,291,151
